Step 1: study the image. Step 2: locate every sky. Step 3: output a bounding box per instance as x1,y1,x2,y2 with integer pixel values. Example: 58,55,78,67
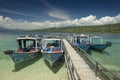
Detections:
0,0,120,30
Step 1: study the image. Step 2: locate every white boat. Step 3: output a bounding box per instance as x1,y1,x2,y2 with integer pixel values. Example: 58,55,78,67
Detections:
4,35,43,63
41,37,63,66
71,34,90,51
89,36,112,51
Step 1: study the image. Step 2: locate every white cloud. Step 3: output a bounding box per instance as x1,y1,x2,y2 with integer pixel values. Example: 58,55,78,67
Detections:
75,15,98,25
40,0,70,20
0,9,39,17
99,16,114,24
0,13,120,30
48,10,70,20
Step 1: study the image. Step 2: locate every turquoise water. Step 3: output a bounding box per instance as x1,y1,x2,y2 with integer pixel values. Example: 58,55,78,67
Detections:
0,33,68,80
0,32,120,79
87,34,120,78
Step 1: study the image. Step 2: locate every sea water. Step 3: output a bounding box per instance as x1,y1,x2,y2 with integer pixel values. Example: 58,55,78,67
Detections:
0,32,68,80
0,32,120,80
87,33,120,78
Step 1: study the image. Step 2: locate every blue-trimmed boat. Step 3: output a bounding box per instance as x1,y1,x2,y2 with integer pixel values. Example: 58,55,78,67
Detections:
41,38,63,66
89,36,112,52
72,34,90,51
4,35,42,63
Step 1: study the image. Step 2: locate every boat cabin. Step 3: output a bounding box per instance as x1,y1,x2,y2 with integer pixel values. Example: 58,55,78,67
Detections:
90,36,102,44
17,35,42,53
72,34,90,45
41,38,62,52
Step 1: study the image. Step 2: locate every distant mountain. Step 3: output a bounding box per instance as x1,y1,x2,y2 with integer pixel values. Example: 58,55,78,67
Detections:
31,23,120,33
0,27,24,32
0,27,12,32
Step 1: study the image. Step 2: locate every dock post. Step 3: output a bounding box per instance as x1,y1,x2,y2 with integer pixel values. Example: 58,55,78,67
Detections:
95,62,99,75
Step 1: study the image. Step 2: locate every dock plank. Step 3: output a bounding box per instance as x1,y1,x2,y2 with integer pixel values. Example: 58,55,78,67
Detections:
63,39,99,80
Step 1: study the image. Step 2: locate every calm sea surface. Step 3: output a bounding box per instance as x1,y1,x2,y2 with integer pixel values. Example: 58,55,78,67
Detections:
0,32,68,80
88,33,120,78
0,32,120,79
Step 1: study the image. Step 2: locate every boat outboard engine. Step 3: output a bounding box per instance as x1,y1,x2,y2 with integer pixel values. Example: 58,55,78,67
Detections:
4,50,13,55
106,42,112,47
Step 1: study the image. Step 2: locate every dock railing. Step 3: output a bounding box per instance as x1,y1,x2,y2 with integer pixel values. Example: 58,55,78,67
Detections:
63,42,81,80
69,41,120,80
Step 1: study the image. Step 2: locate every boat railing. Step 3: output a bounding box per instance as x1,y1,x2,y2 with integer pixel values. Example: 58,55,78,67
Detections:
63,42,81,80
68,40,120,80
90,36,103,44
19,35,43,38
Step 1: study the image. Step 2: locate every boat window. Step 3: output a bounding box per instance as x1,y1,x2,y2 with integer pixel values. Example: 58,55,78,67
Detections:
77,39,80,44
37,39,41,47
18,40,22,49
42,40,61,49
26,40,35,47
17,39,36,52
91,38,102,44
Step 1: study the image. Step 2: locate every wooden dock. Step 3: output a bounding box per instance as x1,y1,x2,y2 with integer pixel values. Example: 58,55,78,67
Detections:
63,39,99,80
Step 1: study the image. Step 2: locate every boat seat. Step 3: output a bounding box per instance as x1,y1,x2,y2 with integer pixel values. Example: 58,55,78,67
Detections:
17,49,23,52
30,49,36,52
44,47,51,51
53,49,61,52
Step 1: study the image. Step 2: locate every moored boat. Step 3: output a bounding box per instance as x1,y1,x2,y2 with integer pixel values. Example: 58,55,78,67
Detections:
41,37,63,66
4,35,42,63
89,36,112,52
71,34,90,51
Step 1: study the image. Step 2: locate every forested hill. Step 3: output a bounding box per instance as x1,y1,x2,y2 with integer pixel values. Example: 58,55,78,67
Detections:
32,24,120,33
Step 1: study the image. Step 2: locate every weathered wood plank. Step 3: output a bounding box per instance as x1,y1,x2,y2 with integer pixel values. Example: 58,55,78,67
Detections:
63,39,99,80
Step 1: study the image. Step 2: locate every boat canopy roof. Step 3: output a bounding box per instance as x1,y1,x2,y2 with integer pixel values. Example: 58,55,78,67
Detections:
42,38,61,41
90,36,102,39
17,35,42,40
74,34,88,38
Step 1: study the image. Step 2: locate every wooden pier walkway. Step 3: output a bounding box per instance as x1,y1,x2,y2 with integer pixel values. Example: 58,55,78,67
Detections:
63,39,99,80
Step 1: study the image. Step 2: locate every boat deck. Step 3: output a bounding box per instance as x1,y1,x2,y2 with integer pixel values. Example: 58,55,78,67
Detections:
63,39,99,80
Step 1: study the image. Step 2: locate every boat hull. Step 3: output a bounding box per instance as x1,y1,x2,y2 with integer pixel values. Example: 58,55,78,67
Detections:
77,44,90,51
90,44,108,51
42,52,63,66
9,51,41,63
